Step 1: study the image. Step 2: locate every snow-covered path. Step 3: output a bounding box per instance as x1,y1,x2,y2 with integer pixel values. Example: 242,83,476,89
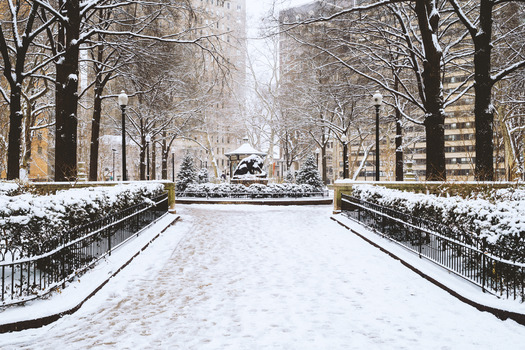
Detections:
1,205,524,349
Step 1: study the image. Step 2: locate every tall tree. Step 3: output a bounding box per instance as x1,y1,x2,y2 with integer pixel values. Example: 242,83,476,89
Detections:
0,1,55,179
278,0,470,180
449,0,525,181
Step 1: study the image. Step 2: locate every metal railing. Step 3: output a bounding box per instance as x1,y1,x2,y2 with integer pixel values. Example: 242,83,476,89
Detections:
176,190,329,199
0,193,168,305
341,193,525,302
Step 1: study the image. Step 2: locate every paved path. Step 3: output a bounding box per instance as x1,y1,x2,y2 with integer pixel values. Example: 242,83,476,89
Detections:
0,205,524,349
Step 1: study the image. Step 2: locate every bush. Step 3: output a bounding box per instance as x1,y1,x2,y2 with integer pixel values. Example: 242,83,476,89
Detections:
182,183,319,198
0,183,165,258
352,184,525,262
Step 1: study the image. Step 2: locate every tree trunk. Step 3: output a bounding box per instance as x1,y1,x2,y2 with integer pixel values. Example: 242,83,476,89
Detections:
55,0,81,181
473,0,495,181
89,85,104,181
395,109,403,181
321,146,327,184
7,87,22,180
161,132,168,179
415,0,446,181
21,100,34,176
139,145,146,180
151,137,157,180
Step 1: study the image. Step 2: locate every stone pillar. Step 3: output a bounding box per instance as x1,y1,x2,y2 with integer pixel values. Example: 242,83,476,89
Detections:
164,182,176,214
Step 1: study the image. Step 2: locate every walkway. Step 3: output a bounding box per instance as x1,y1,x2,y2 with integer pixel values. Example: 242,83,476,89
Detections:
1,204,524,349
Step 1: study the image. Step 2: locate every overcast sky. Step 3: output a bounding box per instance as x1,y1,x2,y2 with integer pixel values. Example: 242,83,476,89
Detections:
246,0,313,36
246,0,313,18
244,0,313,84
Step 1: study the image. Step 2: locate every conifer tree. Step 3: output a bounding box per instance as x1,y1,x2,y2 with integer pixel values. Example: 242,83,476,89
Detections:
176,154,197,192
296,155,324,190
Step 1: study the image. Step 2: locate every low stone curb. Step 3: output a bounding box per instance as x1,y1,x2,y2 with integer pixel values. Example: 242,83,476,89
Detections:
0,215,180,334
330,215,525,327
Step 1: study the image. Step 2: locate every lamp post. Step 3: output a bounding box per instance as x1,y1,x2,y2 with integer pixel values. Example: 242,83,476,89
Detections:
315,148,320,167
118,90,128,181
172,152,175,182
341,134,348,179
146,134,151,180
373,91,383,181
112,148,116,181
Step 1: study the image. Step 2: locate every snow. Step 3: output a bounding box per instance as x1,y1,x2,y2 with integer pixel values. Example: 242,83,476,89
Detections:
0,214,178,324
1,204,524,348
350,184,525,248
68,74,78,82
225,143,266,156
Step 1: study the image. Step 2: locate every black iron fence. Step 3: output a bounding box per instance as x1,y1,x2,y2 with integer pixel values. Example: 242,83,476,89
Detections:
341,193,525,302
0,193,168,305
176,190,329,199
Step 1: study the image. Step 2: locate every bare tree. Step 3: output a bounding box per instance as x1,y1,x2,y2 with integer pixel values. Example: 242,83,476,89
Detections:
449,0,525,180
0,1,55,179
278,0,474,180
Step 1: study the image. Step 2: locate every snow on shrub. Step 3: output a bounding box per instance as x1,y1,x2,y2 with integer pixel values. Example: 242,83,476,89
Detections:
351,185,525,261
182,183,319,197
0,183,164,258
0,182,27,196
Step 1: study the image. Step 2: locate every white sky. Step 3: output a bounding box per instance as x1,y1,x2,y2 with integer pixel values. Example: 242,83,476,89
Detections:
244,1,313,91
246,0,313,20
245,0,313,38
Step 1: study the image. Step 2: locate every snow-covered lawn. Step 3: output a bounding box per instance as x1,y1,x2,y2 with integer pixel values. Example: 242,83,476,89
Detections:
1,204,524,349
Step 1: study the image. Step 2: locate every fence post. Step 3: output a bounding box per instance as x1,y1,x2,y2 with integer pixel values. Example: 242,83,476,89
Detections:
418,232,423,258
108,219,112,257
520,267,525,303
482,252,486,293
61,235,66,289
1,265,4,302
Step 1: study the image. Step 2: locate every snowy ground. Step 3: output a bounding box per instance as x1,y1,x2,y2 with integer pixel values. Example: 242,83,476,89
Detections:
1,204,524,349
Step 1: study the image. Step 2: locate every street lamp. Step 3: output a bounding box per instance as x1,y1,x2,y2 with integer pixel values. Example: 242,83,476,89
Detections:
372,91,383,181
146,134,151,180
112,148,116,181
118,90,128,181
172,152,175,183
341,134,348,179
